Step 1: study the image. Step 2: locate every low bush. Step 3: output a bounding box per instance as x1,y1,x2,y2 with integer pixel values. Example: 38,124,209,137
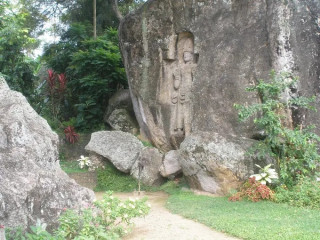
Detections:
5,192,150,240
274,177,320,209
229,177,274,202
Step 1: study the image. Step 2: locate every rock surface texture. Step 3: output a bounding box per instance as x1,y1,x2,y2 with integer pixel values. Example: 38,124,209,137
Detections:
120,0,320,193
0,78,95,231
104,89,139,134
159,150,182,178
131,147,164,186
119,0,320,151
107,108,139,134
85,131,143,173
179,131,269,195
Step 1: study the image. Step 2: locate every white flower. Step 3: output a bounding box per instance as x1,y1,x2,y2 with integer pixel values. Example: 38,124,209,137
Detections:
124,214,128,218
77,155,92,168
250,164,279,184
147,203,151,208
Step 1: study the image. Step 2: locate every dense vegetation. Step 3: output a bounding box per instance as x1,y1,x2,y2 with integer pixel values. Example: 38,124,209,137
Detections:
234,71,320,187
0,0,145,134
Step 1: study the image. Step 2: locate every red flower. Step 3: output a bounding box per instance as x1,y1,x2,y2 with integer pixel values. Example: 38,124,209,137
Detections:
47,69,56,91
64,126,79,144
57,73,67,92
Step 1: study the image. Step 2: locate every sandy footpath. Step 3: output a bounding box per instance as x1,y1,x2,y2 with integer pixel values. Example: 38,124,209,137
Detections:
96,192,240,240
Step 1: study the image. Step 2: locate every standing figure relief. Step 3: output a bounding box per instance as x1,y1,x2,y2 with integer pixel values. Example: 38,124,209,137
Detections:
171,33,197,137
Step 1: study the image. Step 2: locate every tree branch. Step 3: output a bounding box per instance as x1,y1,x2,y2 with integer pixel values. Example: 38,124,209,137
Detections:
112,0,123,21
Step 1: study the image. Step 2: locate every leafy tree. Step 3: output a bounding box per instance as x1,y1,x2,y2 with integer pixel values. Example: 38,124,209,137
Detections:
0,1,39,98
235,71,320,186
42,26,127,131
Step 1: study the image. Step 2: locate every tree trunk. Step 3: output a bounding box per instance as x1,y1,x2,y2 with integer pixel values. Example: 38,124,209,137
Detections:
93,0,96,39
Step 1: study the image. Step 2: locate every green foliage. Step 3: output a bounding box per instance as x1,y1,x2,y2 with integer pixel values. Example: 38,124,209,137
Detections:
0,1,39,99
274,177,320,209
95,163,139,192
56,192,150,240
95,162,159,192
43,26,127,131
166,191,320,240
235,71,320,186
5,192,150,240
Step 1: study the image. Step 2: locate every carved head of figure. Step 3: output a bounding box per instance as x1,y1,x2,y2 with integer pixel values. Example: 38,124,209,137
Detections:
183,51,193,63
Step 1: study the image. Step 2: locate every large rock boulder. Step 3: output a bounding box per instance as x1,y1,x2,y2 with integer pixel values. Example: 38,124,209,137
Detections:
119,0,320,151
104,89,139,134
0,78,95,231
107,108,139,134
159,150,182,178
131,147,164,186
104,89,134,120
85,131,143,173
179,131,271,195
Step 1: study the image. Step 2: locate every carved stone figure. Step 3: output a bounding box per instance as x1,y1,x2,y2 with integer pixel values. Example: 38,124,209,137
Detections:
170,33,197,140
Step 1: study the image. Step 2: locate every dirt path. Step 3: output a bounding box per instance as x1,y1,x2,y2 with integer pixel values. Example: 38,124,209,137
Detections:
95,192,240,240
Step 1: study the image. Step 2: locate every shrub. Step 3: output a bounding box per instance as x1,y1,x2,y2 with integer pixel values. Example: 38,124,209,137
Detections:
274,177,320,209
229,177,274,202
64,126,79,144
234,71,320,186
56,191,150,239
5,192,150,240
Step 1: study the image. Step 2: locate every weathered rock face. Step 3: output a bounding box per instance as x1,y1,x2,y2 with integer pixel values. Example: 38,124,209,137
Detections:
131,147,164,186
159,150,182,178
0,78,95,231
107,109,139,134
85,131,143,173
119,0,320,151
179,131,270,195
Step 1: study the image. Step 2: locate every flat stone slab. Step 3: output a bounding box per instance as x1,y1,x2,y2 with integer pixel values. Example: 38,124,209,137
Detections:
85,131,143,173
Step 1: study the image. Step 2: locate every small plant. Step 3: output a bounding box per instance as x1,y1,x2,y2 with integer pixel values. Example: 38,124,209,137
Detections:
229,177,275,202
77,155,92,169
64,126,79,144
250,164,278,185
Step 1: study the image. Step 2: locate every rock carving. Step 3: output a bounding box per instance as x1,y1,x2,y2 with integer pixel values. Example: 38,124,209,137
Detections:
162,32,198,144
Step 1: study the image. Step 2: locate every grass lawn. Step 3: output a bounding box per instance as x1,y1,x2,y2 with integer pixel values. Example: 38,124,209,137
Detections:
166,191,320,240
